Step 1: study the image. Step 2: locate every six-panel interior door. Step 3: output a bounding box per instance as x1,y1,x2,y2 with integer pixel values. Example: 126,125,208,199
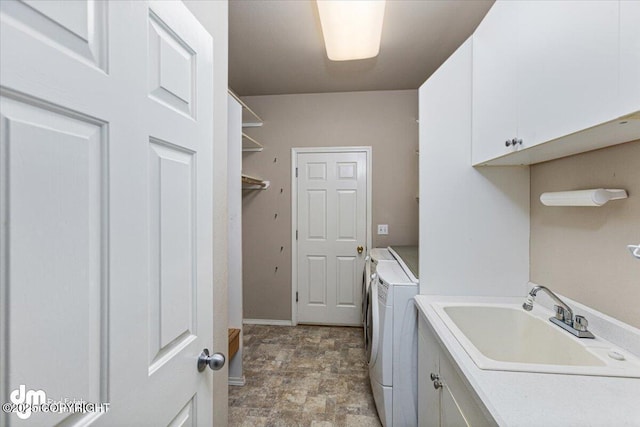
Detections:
297,151,367,325
0,1,215,426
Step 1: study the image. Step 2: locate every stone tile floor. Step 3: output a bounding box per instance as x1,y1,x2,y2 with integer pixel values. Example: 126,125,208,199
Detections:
229,324,382,427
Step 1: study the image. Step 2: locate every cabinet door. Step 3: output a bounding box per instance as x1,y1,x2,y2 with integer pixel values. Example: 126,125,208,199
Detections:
418,318,440,427
471,1,519,165
439,353,494,427
620,0,640,115
441,387,471,427
517,1,619,148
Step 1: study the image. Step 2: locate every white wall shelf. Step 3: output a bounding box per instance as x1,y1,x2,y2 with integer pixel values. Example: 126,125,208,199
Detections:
229,88,266,151
228,88,263,127
242,132,263,152
242,122,263,128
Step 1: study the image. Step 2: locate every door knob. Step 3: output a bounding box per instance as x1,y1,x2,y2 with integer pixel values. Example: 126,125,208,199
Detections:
357,245,364,254
198,348,225,372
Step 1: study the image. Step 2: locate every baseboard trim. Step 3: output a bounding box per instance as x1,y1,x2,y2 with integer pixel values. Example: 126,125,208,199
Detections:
228,376,246,387
243,318,293,326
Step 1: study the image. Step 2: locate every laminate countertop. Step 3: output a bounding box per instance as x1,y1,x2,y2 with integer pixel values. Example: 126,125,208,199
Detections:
415,291,640,427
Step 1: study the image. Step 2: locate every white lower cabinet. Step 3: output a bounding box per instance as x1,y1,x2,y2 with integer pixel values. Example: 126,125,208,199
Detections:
418,320,439,427
418,315,495,427
441,386,472,427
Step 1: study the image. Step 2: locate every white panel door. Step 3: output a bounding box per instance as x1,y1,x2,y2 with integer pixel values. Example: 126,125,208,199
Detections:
0,1,218,426
296,151,368,325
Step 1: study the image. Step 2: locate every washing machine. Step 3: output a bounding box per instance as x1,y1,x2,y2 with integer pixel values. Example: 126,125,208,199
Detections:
363,248,396,352
368,261,418,427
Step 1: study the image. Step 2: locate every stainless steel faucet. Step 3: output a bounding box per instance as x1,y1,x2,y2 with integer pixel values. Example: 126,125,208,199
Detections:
523,285,595,339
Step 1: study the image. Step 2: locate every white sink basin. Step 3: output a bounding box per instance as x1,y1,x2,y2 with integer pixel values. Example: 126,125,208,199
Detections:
432,302,640,378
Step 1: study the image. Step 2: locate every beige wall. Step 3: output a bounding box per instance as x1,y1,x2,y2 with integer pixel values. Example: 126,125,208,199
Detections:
241,90,419,320
530,140,640,328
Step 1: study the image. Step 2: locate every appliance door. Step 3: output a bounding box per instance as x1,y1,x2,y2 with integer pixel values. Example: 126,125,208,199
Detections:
362,255,371,326
366,273,379,366
363,275,371,345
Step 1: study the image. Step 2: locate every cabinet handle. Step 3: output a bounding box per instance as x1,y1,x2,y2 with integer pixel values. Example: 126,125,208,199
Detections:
506,138,523,147
433,380,443,390
430,373,440,381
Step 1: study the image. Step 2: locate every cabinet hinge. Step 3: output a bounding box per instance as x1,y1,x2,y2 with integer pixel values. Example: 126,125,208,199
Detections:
296,292,299,303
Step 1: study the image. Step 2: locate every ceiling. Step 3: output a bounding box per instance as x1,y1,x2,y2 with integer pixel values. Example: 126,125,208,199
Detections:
229,0,494,96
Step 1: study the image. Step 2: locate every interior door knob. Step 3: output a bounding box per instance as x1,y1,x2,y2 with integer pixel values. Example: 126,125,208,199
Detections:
198,348,225,372
357,245,364,254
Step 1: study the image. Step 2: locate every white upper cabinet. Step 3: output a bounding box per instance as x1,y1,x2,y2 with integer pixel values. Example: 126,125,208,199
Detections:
517,1,619,149
472,1,639,166
620,0,640,114
471,1,519,165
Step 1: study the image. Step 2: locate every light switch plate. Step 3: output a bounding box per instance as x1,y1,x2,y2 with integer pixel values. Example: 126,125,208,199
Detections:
377,224,388,235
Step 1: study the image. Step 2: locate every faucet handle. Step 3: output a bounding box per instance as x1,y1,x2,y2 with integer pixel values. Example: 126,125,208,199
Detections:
554,305,573,324
574,315,589,332
554,305,562,320
554,305,565,321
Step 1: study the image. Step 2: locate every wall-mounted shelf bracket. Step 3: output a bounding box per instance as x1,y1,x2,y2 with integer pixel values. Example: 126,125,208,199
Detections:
540,188,628,207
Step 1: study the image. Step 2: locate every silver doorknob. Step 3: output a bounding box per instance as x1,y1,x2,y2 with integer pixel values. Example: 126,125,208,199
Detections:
357,245,364,254
198,348,225,372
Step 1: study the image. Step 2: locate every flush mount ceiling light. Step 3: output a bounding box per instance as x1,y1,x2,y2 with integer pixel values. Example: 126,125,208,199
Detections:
316,0,386,61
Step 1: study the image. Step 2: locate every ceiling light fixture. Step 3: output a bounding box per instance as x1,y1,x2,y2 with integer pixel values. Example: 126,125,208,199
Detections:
316,0,386,61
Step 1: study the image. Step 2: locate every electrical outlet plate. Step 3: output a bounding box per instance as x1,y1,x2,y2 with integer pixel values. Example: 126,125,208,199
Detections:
377,224,388,235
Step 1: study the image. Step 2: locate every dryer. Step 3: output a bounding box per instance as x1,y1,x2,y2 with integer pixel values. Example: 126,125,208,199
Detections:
369,261,418,427
363,248,395,307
